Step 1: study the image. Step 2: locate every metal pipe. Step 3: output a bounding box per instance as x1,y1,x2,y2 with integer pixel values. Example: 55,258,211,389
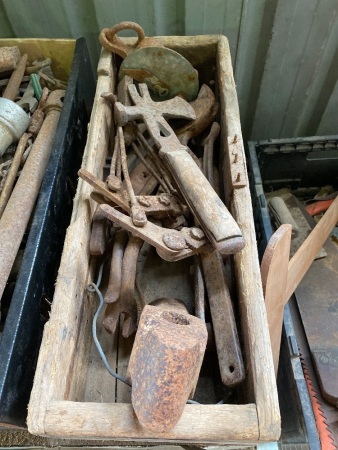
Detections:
0,90,65,301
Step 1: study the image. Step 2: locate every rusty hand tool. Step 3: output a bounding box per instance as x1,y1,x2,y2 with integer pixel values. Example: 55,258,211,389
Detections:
201,251,245,386
106,124,122,192
99,21,154,59
103,81,178,196
194,255,205,322
104,229,128,304
28,87,49,138
103,235,144,337
0,54,30,156
202,122,220,188
130,141,170,194
25,57,52,75
135,129,178,195
127,156,159,196
114,83,245,255
127,298,208,432
16,79,38,114
99,22,199,102
198,126,245,387
98,203,213,262
79,168,184,220
117,125,148,227
89,208,110,256
176,84,219,146
0,90,65,301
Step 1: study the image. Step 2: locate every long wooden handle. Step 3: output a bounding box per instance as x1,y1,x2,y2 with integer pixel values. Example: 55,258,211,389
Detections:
284,195,338,303
162,149,245,255
261,224,292,375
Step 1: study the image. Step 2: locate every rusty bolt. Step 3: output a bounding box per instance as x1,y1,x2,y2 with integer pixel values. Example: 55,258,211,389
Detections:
190,227,205,241
159,193,171,206
137,196,151,207
106,174,122,191
131,205,147,227
162,233,186,251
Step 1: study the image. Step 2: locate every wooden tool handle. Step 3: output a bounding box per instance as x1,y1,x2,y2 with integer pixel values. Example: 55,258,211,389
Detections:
261,224,292,375
285,195,338,302
162,149,245,255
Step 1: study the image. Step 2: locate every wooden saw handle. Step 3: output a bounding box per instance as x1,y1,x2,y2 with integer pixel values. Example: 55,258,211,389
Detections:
162,149,245,255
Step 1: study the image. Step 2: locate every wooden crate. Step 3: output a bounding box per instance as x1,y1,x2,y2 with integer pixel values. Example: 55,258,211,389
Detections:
27,35,280,445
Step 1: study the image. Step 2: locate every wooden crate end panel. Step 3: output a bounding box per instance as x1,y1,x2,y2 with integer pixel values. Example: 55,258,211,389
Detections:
43,401,259,442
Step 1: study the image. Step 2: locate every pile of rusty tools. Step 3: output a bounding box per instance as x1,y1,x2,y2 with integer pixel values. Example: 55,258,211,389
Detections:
81,22,247,433
0,45,66,329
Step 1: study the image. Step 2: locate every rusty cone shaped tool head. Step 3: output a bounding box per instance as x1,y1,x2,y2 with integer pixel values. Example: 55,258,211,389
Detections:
127,300,207,432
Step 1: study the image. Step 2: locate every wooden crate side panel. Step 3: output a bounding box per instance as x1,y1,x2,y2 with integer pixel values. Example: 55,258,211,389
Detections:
216,36,280,441
27,49,114,435
44,401,259,442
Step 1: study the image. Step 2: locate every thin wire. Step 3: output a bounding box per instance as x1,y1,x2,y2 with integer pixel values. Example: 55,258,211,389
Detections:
87,262,131,386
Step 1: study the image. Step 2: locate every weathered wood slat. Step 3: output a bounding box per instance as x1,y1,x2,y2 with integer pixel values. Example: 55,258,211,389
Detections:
45,401,259,442
27,48,114,434
217,36,280,440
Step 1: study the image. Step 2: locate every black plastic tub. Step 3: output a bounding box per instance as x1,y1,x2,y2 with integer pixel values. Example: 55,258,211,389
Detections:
246,135,338,450
0,38,95,427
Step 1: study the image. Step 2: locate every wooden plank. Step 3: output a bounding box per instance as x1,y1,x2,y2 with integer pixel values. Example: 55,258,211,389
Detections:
285,196,338,302
27,49,114,435
44,401,259,442
217,36,280,440
261,225,292,374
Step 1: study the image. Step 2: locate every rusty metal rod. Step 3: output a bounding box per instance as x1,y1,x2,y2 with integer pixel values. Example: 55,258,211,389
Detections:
0,132,30,220
3,54,28,101
131,141,170,193
0,90,65,301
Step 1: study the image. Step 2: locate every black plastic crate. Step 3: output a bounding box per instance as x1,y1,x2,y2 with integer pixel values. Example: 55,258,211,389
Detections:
0,38,96,428
246,136,338,450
